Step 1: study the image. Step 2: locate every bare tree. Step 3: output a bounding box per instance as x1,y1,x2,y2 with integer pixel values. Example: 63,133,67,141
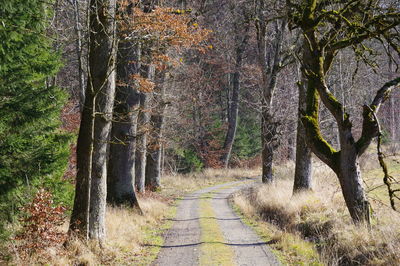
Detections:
255,0,288,183
220,5,251,168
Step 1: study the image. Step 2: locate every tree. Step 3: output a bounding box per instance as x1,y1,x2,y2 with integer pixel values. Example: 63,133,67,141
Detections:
287,0,400,223
70,0,86,111
0,0,71,234
255,0,288,183
220,4,251,168
135,64,153,192
69,0,117,241
107,1,141,208
145,71,167,190
293,64,313,192
120,3,209,189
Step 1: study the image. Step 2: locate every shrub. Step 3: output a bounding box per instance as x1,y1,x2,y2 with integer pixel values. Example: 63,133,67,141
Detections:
14,189,67,258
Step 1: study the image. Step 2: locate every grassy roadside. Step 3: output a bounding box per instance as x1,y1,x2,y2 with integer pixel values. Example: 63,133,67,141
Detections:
231,155,400,265
5,168,259,265
231,194,322,265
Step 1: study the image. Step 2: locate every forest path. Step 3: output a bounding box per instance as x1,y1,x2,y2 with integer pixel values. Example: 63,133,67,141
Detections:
152,180,280,266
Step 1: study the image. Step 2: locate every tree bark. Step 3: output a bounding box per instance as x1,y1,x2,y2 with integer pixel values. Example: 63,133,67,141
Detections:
293,69,313,193
107,40,141,207
145,72,167,191
69,0,117,243
145,113,164,190
69,92,95,238
261,111,275,183
71,0,86,110
256,13,286,183
135,65,154,192
338,144,370,223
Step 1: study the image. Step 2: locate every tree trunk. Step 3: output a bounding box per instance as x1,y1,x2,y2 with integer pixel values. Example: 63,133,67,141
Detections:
145,72,166,191
221,72,239,168
88,0,117,241
69,93,95,238
337,146,370,223
135,65,154,192
261,110,276,183
220,14,250,168
107,40,141,208
293,77,313,193
299,35,372,223
135,92,148,193
145,113,164,190
71,0,85,111
69,0,117,243
293,121,313,191
257,18,286,183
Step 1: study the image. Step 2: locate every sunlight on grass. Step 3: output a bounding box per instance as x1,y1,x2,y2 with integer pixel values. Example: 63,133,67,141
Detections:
199,191,235,266
232,156,400,265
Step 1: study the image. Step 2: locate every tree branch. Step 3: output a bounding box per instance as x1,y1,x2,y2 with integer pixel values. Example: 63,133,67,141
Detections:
356,77,400,154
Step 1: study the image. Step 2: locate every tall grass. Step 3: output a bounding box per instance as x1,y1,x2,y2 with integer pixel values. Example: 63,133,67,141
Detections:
233,159,400,265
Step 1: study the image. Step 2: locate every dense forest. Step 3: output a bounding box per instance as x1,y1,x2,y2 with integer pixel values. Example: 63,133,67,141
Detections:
1,0,400,265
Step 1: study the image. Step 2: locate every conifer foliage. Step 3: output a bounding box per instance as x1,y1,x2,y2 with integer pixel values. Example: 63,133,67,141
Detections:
0,0,71,234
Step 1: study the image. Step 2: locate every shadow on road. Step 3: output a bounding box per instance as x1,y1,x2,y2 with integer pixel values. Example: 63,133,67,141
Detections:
165,216,240,222
144,240,278,249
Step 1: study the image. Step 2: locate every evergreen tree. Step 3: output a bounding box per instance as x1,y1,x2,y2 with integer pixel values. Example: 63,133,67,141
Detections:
0,0,71,234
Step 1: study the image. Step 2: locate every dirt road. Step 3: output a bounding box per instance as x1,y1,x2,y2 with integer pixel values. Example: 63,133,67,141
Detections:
153,180,280,266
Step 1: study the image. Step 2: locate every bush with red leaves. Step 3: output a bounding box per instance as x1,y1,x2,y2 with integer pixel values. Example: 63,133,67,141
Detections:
14,189,67,257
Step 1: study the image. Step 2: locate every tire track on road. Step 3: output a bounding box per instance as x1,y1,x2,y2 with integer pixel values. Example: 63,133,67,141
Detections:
152,180,280,266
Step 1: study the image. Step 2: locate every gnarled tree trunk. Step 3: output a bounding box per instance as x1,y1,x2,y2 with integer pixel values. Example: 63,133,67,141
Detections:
337,144,369,223
287,0,400,225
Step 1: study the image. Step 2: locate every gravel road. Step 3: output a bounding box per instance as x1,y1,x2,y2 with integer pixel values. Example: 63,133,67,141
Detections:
152,180,280,266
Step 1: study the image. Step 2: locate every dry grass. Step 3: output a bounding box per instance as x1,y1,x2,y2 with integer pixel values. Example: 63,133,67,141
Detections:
233,159,400,265
8,196,170,265
6,167,256,265
161,167,260,197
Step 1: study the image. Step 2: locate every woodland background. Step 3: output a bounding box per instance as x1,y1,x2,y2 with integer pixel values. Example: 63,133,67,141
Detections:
1,0,400,264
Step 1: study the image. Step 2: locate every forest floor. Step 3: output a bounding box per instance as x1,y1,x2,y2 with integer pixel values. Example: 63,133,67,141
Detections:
153,180,280,266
